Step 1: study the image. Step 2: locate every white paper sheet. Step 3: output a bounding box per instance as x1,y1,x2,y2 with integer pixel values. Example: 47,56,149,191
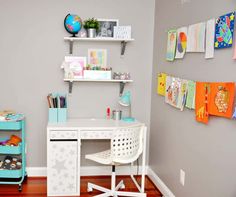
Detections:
175,27,188,59
205,19,215,59
233,40,236,59
186,22,206,52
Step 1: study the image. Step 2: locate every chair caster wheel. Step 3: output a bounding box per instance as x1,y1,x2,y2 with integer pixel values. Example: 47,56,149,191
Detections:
18,184,22,192
87,187,93,192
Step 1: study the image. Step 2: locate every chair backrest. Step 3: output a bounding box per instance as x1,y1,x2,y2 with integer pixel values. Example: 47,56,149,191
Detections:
111,125,145,164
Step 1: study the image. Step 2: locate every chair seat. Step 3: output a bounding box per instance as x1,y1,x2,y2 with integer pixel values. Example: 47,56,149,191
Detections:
85,150,112,165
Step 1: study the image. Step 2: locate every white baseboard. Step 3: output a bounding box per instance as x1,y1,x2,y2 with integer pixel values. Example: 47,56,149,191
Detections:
27,166,175,197
27,165,147,177
147,167,175,197
26,167,47,177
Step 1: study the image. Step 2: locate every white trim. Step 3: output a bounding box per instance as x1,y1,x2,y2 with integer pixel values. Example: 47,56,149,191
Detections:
27,165,148,177
26,167,47,177
147,167,175,197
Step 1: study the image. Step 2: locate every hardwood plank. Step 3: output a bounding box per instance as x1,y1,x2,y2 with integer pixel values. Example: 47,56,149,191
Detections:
0,176,162,197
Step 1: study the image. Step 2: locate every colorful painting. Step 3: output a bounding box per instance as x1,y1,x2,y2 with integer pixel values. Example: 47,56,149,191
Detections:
175,27,187,59
88,49,107,67
165,76,187,110
215,12,235,49
205,19,215,59
157,73,167,96
195,82,211,124
185,80,196,109
208,83,235,118
186,22,206,52
166,30,177,61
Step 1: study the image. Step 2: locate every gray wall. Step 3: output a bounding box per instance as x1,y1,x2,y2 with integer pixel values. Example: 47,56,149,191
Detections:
0,0,155,167
150,0,236,197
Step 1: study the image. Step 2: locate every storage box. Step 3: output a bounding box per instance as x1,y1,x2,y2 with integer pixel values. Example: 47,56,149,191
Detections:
48,108,58,123
58,108,67,123
48,108,67,123
83,70,112,80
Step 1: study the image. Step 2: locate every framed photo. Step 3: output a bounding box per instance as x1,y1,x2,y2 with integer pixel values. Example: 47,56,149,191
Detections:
96,19,119,38
88,49,107,67
64,56,86,79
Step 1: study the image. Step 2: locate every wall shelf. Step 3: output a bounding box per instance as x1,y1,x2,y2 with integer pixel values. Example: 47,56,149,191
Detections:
64,37,134,55
64,78,133,95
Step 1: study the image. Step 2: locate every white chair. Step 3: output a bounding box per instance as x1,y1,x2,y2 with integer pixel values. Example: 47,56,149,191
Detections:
85,125,147,197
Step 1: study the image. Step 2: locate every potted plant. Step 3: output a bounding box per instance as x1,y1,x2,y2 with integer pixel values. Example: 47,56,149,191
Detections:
83,18,100,38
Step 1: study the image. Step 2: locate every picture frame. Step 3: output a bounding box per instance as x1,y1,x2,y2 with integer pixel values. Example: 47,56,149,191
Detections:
64,56,87,79
88,49,107,67
96,19,119,38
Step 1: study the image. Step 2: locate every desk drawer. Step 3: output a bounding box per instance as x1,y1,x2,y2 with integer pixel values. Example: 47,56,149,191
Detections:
80,129,113,139
50,130,77,140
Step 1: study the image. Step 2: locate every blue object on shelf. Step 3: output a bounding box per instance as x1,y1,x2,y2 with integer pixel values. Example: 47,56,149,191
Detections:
122,117,135,122
58,108,67,123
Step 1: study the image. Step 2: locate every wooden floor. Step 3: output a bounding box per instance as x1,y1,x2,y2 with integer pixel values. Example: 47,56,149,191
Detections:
0,176,162,197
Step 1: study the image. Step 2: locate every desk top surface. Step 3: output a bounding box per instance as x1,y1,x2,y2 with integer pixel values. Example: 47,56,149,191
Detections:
47,118,144,129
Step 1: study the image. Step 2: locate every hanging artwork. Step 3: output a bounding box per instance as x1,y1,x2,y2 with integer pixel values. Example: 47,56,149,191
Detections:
233,40,236,59
186,22,206,52
214,12,235,49
232,108,236,119
166,30,177,61
175,27,188,59
185,80,196,109
157,73,167,96
195,82,211,124
208,83,235,118
205,19,215,59
165,76,187,110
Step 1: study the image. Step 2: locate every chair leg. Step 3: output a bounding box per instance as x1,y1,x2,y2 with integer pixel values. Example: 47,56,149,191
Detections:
88,182,110,193
115,180,125,190
115,191,147,197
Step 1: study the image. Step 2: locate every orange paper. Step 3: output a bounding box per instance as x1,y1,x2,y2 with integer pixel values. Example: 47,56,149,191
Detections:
209,82,235,118
195,82,211,124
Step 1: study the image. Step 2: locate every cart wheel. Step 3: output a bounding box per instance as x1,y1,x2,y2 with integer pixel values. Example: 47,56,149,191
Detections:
18,184,22,192
24,175,28,181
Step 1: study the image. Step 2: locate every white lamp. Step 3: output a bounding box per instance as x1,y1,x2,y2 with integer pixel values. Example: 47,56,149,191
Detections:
119,91,135,122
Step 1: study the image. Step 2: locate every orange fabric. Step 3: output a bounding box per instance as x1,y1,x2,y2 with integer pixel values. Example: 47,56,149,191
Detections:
208,82,235,118
195,82,210,124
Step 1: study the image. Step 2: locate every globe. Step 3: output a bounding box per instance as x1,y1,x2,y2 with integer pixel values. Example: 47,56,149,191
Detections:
64,14,82,36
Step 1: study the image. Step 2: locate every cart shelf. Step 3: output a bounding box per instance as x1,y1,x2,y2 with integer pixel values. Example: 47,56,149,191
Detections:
0,121,22,130
0,169,22,178
0,144,22,155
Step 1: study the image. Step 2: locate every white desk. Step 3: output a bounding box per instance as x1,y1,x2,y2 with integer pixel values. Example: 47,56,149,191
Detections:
47,119,147,196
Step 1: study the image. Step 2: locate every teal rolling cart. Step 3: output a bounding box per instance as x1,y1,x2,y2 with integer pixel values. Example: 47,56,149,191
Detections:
0,119,27,191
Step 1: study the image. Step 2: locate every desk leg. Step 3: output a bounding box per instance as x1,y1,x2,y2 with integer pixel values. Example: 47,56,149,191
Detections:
141,126,147,193
77,137,81,196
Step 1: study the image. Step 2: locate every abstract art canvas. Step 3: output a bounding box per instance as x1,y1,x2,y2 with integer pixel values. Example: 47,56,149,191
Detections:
215,12,235,49
175,27,188,59
186,22,206,52
166,30,177,61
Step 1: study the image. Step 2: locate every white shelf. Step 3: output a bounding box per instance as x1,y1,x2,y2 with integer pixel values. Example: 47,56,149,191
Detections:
64,78,133,83
64,78,133,95
64,37,134,42
64,36,134,55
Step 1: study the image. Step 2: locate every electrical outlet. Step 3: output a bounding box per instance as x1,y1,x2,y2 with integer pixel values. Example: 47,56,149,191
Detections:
180,169,185,186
